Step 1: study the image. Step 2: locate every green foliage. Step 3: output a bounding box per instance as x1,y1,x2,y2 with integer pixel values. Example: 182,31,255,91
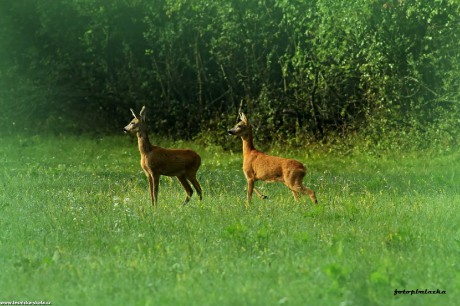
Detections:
1,135,459,305
0,0,458,150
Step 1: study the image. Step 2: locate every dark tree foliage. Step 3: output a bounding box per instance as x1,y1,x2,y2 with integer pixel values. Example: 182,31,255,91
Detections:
1,0,459,149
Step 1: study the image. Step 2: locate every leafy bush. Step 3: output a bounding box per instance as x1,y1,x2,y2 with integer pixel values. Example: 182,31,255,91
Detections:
1,0,458,150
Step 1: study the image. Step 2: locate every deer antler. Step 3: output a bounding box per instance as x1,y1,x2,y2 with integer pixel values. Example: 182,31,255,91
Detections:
239,112,248,123
130,108,137,119
139,106,147,120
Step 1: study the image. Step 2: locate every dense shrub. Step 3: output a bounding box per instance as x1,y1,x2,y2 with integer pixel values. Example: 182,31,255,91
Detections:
1,0,458,150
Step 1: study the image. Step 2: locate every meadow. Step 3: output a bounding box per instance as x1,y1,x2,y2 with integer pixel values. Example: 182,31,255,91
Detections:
0,135,458,305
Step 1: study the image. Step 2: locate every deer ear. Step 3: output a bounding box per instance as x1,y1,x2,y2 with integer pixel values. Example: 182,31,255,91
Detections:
240,112,248,123
139,105,146,120
130,108,138,119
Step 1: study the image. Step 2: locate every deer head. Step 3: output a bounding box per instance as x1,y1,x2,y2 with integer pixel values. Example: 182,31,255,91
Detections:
124,106,146,134
228,112,251,138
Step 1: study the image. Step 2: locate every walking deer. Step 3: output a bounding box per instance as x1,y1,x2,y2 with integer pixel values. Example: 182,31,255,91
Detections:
228,113,317,205
124,106,202,206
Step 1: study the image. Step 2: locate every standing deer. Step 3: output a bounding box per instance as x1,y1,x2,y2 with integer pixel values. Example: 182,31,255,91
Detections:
228,113,317,205
124,106,203,206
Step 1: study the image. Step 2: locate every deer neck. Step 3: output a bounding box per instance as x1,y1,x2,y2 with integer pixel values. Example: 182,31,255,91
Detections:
241,132,256,155
136,127,152,155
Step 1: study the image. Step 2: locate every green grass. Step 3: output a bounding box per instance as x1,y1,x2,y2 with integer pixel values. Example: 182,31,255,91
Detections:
1,135,459,305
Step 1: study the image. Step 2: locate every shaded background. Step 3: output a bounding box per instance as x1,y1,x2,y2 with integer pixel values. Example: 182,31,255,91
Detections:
1,0,459,150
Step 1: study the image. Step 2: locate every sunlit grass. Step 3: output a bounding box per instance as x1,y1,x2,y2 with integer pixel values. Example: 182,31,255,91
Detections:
0,135,458,305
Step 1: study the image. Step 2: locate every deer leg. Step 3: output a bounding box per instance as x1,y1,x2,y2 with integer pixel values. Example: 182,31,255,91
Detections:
177,175,193,205
246,179,255,204
301,187,318,205
285,176,302,201
146,174,155,206
186,175,203,201
152,174,160,206
291,189,300,201
254,187,268,199
287,172,318,205
289,185,317,205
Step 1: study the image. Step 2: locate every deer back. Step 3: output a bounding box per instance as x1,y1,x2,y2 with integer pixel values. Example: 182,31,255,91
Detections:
143,146,201,176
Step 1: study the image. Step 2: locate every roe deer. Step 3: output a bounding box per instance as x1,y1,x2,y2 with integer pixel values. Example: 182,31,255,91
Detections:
124,106,202,206
228,113,317,205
